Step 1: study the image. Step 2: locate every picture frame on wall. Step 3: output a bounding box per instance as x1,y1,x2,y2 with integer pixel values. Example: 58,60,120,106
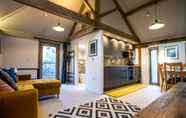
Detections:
88,40,97,57
164,45,179,60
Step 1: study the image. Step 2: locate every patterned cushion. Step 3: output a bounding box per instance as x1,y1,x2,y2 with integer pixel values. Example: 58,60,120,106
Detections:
2,68,17,82
0,71,18,90
0,79,14,92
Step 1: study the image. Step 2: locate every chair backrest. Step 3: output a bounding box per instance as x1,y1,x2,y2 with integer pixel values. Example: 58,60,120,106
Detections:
165,62,184,82
182,64,186,78
182,64,186,69
158,64,166,83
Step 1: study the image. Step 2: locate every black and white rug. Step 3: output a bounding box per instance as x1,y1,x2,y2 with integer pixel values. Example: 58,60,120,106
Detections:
49,96,141,118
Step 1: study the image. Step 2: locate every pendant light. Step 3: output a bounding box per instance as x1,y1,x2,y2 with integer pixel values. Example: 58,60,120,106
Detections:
149,0,165,30
53,17,65,32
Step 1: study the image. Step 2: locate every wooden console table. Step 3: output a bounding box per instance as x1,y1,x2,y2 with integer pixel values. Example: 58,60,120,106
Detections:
134,82,186,118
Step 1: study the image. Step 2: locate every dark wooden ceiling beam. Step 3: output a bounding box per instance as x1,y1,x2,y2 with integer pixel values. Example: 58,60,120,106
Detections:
14,0,139,42
83,0,95,16
70,27,95,40
68,22,78,40
135,36,186,47
112,0,140,42
95,0,100,21
126,0,166,16
67,3,85,41
99,8,117,18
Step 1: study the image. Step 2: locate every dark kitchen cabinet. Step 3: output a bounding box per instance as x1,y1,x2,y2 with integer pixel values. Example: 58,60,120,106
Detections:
104,66,141,91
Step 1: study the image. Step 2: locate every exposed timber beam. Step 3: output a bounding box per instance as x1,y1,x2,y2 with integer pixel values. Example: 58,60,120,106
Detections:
126,0,166,16
70,27,95,40
95,0,100,21
112,0,140,42
99,8,117,18
68,22,78,40
83,0,95,16
14,0,139,42
0,6,27,23
67,3,85,41
135,36,186,47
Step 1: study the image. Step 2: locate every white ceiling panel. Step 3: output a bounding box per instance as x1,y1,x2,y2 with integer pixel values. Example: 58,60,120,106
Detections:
49,0,83,13
117,0,152,13
100,0,116,14
0,6,74,41
0,0,22,18
101,11,131,35
128,0,186,42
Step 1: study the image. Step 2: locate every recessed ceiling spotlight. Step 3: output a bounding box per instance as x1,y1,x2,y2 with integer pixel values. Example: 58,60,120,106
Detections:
111,39,117,42
146,11,151,17
79,44,86,49
44,12,48,17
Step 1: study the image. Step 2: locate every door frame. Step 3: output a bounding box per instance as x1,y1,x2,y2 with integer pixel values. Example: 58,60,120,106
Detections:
39,41,60,80
66,51,75,84
149,47,159,85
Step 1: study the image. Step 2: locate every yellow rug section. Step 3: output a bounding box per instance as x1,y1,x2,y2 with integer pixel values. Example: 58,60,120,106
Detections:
105,84,147,98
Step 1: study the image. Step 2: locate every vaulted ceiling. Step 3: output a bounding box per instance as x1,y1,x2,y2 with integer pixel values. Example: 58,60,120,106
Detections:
0,0,185,43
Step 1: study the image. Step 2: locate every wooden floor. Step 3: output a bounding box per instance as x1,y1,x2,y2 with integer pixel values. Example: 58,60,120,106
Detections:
134,82,186,118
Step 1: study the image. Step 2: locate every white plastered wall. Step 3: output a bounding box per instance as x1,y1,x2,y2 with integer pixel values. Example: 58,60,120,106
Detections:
141,41,186,85
1,35,39,78
141,47,150,85
71,30,104,94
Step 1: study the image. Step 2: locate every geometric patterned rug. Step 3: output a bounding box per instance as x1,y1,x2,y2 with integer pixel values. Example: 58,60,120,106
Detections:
49,96,141,118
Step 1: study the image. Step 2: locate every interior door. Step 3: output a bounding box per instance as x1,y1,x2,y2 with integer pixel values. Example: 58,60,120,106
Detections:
39,42,59,80
150,48,159,85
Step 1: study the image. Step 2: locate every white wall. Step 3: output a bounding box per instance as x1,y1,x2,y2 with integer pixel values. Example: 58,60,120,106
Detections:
71,38,83,85
2,36,39,68
71,31,104,94
0,35,3,67
159,41,186,64
141,41,186,85
0,55,3,67
141,47,150,85
59,44,64,82
86,31,104,94
1,36,39,78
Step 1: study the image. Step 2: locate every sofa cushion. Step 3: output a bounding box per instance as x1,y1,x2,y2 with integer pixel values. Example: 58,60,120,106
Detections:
0,71,18,90
32,80,61,89
2,68,17,82
0,79,14,92
17,80,34,85
17,80,61,89
17,84,34,91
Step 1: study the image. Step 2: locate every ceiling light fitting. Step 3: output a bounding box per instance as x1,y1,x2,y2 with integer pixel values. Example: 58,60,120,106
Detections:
149,19,165,30
53,17,65,32
149,0,165,30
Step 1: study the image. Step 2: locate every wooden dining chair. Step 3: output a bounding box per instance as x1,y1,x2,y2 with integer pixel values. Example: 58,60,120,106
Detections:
165,63,184,83
158,63,181,92
158,64,164,92
182,64,186,82
158,64,173,92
